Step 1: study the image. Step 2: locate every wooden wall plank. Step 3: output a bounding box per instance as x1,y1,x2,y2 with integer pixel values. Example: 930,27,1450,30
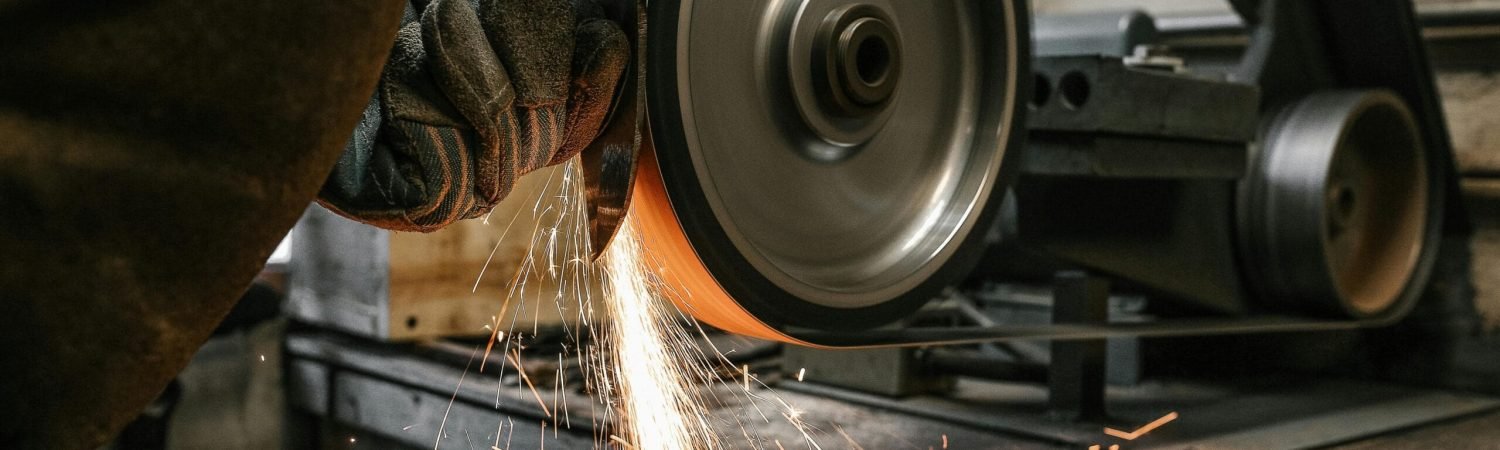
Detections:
386,164,604,340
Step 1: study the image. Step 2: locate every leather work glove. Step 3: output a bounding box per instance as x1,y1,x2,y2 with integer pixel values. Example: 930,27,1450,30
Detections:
318,0,629,232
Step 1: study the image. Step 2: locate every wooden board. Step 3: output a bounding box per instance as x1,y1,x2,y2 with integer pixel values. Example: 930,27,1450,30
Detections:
1464,177,1500,330
1438,72,1500,176
385,164,604,340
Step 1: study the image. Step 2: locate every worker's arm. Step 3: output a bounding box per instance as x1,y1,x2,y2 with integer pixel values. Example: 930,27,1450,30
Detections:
0,1,626,448
317,0,628,232
0,1,407,448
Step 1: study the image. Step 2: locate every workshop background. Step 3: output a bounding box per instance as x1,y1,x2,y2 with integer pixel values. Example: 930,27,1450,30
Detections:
101,0,1500,449
1033,0,1500,332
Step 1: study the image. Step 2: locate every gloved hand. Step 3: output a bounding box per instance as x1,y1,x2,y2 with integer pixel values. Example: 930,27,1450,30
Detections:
318,0,629,231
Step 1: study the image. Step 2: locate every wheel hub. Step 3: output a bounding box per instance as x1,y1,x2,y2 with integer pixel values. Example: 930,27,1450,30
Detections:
812,4,900,116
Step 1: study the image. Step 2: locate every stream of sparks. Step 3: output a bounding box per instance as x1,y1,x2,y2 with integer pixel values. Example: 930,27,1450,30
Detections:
599,219,704,450
451,159,827,449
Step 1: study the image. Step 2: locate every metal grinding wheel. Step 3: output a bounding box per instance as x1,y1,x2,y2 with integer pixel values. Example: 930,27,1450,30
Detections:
635,0,1029,343
1239,90,1443,319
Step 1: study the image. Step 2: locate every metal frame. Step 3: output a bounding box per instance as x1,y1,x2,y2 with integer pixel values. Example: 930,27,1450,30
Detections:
785,0,1461,348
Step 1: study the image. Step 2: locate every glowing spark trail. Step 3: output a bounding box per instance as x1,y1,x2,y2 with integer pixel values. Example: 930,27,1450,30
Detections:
507,349,552,418
453,159,824,449
598,219,705,450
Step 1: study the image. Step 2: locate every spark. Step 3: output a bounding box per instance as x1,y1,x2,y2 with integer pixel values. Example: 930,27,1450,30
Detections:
258,354,265,362
555,353,570,430
782,410,823,450
608,435,638,449
506,349,552,418
797,368,805,382
434,344,480,450
835,426,865,450
505,417,515,450
473,206,527,292
501,417,513,447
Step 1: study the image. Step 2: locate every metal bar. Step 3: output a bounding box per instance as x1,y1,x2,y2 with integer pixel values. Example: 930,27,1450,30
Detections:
1156,4,1500,41
1029,55,1260,142
779,378,1500,448
785,313,1400,349
920,349,1048,383
1047,272,1109,422
1022,133,1246,179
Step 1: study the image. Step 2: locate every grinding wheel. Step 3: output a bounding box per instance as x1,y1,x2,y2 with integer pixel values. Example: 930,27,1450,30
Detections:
634,0,1029,343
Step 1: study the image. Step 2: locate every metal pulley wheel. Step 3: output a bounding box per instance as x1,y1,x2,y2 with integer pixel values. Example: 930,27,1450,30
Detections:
635,0,1029,343
1239,90,1443,319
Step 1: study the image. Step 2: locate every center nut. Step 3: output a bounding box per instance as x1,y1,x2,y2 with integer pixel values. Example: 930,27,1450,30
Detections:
814,5,901,116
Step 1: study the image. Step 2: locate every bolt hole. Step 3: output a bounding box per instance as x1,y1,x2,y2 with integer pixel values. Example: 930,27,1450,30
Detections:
1326,184,1357,238
855,34,891,86
405,316,418,330
1336,186,1357,219
1059,71,1091,110
1031,73,1052,109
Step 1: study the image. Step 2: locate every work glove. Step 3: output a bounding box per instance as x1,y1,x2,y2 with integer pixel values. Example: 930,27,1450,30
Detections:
318,0,629,232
